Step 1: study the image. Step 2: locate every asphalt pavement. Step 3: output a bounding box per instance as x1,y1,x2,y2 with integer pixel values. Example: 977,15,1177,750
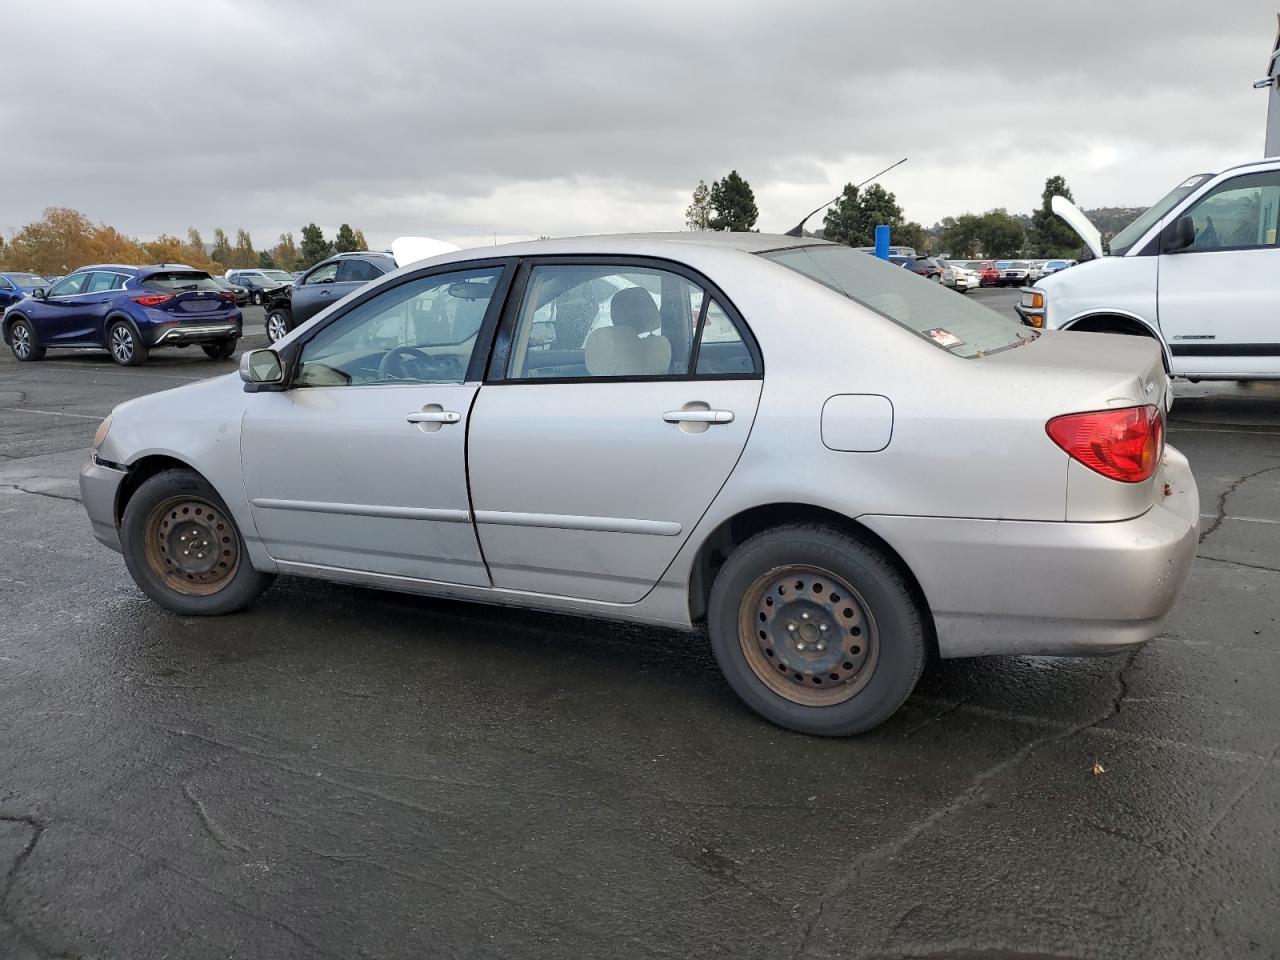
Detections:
2,296,1279,959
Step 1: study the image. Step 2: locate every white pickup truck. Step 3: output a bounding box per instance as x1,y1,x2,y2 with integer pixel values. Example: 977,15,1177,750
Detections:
1016,157,1280,381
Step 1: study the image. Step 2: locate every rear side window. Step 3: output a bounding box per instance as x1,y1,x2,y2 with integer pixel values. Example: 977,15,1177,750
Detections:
142,271,221,292
86,272,125,293
762,245,1036,359
337,258,384,283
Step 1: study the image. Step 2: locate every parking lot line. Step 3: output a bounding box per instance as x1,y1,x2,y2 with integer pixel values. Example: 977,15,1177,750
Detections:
9,408,105,420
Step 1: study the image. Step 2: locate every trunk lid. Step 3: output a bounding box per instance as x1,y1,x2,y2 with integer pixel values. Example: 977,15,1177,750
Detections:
1050,196,1106,260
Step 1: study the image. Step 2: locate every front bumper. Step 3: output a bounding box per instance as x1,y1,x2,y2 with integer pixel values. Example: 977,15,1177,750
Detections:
146,321,241,347
79,456,127,552
1015,302,1045,328
860,445,1199,658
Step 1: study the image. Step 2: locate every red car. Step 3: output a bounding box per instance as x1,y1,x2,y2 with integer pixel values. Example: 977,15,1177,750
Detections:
964,260,1000,287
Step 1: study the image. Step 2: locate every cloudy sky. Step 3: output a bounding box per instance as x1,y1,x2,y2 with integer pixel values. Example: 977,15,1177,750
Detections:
2,0,1277,249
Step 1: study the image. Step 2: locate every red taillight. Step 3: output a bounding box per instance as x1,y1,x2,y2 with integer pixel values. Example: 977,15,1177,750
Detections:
222,292,236,302
1046,405,1164,483
132,294,174,307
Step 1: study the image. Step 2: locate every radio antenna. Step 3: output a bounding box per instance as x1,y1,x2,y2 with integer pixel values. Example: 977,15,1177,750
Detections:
783,157,908,238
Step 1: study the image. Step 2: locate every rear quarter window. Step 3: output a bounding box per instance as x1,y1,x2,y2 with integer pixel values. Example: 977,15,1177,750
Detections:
762,245,1037,359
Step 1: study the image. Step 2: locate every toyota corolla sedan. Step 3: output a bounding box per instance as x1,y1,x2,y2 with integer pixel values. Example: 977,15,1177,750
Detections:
79,233,1198,736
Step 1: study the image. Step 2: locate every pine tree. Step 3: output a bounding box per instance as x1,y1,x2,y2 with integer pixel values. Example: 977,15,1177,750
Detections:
1028,176,1081,257
685,180,711,230
708,171,759,232
334,223,359,253
299,223,332,268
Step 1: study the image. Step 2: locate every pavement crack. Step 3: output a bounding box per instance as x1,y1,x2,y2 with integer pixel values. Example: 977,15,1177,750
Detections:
1196,554,1280,575
181,782,246,852
1199,738,1280,849
0,483,82,504
902,695,972,737
1199,465,1280,544
0,812,75,959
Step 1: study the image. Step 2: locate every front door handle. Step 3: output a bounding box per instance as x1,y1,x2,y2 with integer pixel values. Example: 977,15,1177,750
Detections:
319,290,332,298
406,410,461,424
663,409,734,424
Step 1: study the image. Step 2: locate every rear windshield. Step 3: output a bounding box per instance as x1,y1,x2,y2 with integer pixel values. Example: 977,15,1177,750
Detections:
142,271,221,292
761,245,1037,359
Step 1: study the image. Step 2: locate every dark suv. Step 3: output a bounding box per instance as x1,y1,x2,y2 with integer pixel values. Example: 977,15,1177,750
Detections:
262,251,396,343
3,264,241,365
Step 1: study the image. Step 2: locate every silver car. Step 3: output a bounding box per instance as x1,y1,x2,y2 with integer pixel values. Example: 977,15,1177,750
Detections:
80,233,1199,736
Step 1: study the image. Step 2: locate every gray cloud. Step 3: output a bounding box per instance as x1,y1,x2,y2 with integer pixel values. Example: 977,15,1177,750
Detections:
2,0,1276,248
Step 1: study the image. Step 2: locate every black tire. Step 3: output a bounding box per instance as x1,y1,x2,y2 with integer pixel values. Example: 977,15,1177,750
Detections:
8,318,46,361
202,339,238,361
107,319,148,366
252,291,264,306
708,524,925,736
121,468,275,616
265,308,292,344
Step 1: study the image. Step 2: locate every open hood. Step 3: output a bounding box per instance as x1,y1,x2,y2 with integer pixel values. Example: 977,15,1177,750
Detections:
1050,196,1105,260
391,236,461,267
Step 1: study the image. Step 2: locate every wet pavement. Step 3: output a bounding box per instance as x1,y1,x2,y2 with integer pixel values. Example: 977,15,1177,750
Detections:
2,301,1279,959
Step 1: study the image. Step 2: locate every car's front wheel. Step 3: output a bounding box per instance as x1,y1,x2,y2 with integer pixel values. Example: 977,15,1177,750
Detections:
107,320,148,366
202,339,238,361
265,308,291,344
8,318,46,361
121,468,275,616
708,524,926,736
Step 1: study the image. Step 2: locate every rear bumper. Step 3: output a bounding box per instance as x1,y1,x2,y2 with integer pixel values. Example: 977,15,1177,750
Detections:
146,321,240,347
79,456,127,553
860,446,1199,658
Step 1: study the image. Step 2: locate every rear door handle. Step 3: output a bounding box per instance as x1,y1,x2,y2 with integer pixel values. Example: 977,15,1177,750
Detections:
406,410,461,424
663,409,734,424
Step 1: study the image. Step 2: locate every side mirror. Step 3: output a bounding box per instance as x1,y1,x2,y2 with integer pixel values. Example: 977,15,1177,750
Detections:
240,348,285,392
1164,215,1196,253
32,288,47,300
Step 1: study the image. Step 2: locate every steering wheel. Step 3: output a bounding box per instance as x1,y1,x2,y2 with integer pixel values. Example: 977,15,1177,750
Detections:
377,345,433,381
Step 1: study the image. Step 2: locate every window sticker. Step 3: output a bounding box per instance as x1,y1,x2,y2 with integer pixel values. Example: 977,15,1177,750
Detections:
925,328,964,349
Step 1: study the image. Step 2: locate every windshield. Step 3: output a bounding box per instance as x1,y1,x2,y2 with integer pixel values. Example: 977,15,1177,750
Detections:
1109,173,1213,256
262,270,293,282
5,273,48,290
762,245,1036,359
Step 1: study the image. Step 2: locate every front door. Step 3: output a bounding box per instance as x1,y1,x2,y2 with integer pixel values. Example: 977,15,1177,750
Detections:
241,263,510,584
289,261,343,327
468,260,763,603
31,272,92,343
1159,168,1280,376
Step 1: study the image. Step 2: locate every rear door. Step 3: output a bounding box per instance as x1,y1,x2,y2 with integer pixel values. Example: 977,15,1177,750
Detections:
80,271,125,342
1158,168,1280,375
241,262,512,583
468,258,763,603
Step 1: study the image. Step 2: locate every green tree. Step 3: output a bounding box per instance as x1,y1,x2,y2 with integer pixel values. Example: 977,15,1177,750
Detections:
257,250,277,268
977,209,1026,259
1027,175,1081,257
708,171,758,232
685,180,711,230
938,214,985,257
334,223,359,253
210,228,232,265
299,223,332,268
273,232,299,271
822,183,915,248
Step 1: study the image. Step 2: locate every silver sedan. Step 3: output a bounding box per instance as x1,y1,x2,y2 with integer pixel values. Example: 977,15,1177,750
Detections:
80,233,1199,735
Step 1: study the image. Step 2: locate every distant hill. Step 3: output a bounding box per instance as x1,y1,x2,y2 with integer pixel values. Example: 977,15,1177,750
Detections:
1083,207,1147,241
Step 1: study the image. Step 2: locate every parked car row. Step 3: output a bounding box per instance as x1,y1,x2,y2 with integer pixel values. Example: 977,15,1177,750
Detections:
224,268,297,305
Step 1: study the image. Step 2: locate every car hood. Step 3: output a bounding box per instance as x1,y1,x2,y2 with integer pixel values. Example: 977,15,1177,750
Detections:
1051,196,1105,260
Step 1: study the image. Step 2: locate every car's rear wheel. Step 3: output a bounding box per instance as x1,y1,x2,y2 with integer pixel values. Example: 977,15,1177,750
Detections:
8,319,45,361
265,308,291,344
108,320,147,366
708,524,925,736
202,339,238,361
121,468,274,615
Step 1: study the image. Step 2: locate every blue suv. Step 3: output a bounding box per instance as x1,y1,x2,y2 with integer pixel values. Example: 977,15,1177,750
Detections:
0,272,53,311
3,264,242,366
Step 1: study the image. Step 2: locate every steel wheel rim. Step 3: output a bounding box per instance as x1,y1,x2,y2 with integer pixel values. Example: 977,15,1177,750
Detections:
110,326,133,362
142,496,240,596
738,564,879,706
267,314,287,342
13,324,30,358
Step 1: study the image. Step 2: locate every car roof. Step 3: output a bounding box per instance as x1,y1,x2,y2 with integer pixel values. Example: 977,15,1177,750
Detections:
74,263,203,276
439,232,828,261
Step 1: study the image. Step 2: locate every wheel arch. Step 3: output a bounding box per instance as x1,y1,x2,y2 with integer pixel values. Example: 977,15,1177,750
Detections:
686,502,937,658
1061,311,1171,373
116,454,202,525
3,309,34,343
103,309,144,343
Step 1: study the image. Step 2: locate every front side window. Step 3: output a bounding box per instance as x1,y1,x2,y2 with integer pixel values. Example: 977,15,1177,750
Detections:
1182,171,1280,252
763,245,1036,359
303,262,338,285
49,273,88,297
505,264,725,380
296,267,502,388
